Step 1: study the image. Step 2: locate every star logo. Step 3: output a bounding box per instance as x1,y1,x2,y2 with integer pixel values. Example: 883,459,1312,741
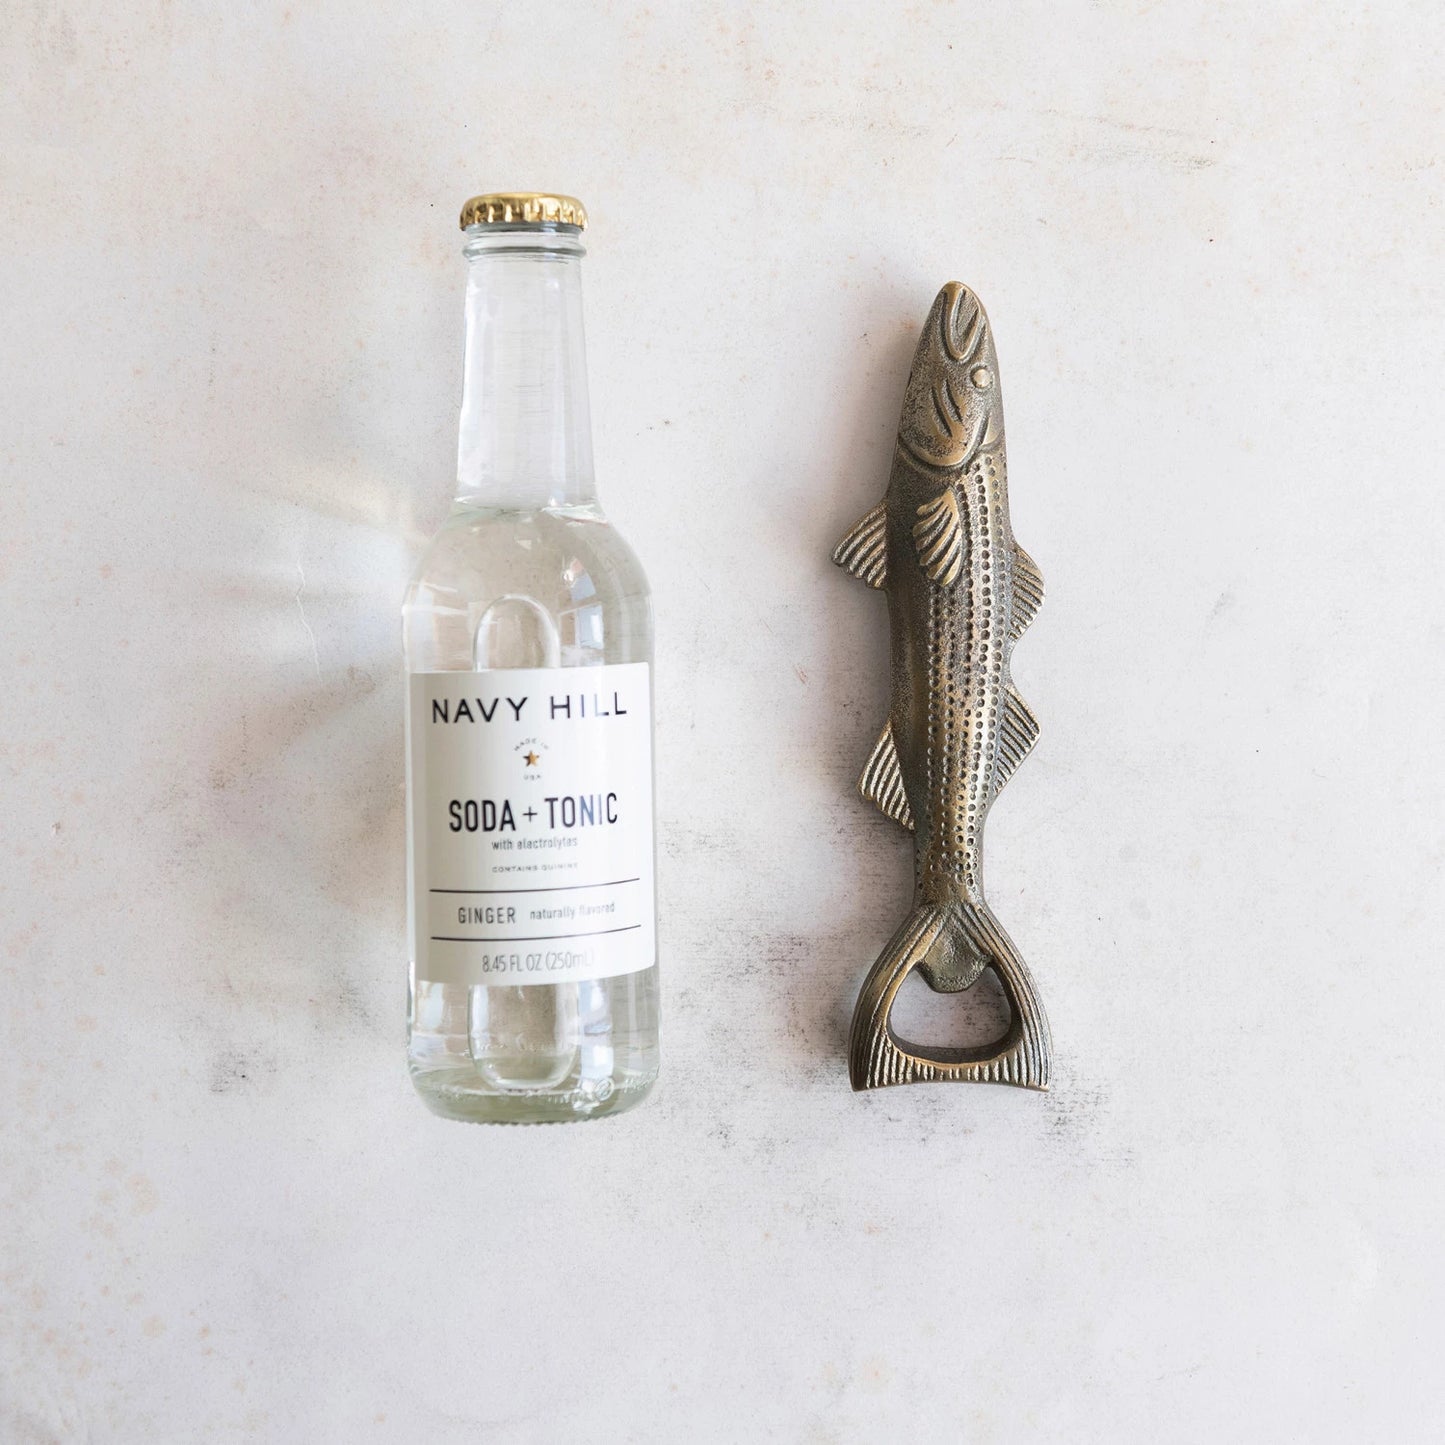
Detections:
523,751,539,767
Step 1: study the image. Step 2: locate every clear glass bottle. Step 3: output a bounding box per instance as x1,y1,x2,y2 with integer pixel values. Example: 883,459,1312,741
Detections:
403,193,659,1123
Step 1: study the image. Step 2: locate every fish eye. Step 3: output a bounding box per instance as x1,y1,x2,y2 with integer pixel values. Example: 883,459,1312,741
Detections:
971,367,993,389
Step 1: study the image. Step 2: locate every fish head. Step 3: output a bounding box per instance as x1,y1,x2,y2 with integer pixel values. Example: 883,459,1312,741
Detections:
897,282,1004,470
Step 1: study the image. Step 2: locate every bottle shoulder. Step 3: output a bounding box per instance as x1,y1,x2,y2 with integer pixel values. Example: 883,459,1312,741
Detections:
404,502,651,670
409,504,645,590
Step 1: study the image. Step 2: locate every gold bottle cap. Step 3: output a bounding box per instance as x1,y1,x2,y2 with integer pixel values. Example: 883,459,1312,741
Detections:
459,192,587,231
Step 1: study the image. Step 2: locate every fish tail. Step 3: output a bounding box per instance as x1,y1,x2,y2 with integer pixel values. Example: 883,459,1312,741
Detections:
848,901,1051,1092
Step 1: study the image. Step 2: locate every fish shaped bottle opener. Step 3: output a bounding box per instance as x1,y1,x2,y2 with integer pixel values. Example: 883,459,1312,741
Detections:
833,282,1051,1092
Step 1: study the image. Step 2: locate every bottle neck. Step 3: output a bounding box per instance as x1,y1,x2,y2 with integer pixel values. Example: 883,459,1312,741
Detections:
455,226,596,510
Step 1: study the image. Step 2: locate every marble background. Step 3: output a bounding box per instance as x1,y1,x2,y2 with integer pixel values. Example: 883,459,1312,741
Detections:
4,2,1443,1439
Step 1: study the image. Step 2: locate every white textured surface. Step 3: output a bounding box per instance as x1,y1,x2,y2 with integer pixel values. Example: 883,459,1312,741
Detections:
4,3,1443,1440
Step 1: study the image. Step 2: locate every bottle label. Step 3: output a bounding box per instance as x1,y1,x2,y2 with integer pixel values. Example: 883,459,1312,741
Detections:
407,664,655,988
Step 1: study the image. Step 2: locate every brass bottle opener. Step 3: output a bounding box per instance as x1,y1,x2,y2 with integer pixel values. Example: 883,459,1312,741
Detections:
833,282,1052,1091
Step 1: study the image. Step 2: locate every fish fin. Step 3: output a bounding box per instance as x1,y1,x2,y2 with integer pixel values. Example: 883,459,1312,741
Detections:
832,502,888,588
858,722,914,831
912,487,966,586
992,685,1040,796
849,900,1051,1091
1010,545,1045,641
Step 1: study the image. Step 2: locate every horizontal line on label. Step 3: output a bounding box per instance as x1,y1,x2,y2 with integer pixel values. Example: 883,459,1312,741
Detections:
430,925,642,943
430,878,640,895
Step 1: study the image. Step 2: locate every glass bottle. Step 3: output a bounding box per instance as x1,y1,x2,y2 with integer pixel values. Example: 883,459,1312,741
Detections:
403,193,659,1123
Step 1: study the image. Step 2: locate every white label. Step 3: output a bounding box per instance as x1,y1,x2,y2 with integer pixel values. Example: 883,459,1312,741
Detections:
407,664,655,987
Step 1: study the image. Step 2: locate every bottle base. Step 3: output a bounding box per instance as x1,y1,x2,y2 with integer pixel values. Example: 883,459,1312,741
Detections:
409,1065,658,1125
